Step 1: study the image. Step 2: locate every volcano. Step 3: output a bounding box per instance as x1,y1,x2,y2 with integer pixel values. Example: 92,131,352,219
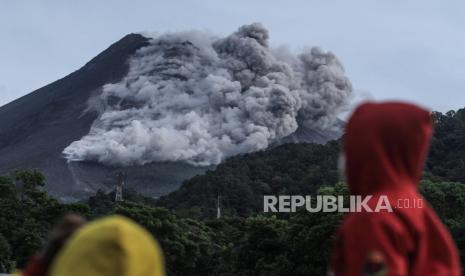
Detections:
0,34,209,200
0,25,349,201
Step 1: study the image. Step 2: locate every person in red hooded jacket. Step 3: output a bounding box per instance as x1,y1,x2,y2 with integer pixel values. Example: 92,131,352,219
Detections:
331,102,462,276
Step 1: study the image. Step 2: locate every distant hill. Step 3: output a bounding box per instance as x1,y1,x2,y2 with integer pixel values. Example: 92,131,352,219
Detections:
159,108,465,218
158,141,341,218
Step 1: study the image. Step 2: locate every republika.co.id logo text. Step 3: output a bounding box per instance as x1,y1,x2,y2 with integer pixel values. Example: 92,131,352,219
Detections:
263,195,423,213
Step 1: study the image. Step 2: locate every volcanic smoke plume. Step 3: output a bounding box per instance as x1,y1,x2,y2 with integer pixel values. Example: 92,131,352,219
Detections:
63,23,352,166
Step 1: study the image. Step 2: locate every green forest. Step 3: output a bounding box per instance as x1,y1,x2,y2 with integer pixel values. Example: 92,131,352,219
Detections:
2,109,465,275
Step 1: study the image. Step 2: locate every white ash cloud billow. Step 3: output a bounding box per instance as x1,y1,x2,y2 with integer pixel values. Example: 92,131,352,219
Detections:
63,23,352,166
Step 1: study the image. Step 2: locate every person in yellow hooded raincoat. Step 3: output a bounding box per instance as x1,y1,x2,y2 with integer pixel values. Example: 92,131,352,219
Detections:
50,215,165,276
21,215,165,276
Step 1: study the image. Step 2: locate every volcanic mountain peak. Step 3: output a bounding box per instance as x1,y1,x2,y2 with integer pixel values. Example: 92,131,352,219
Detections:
0,25,350,200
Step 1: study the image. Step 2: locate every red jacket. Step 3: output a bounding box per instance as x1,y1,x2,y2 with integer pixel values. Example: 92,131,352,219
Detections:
21,256,48,276
331,102,461,275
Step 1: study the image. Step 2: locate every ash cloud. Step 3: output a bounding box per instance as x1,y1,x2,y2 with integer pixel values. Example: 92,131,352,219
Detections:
63,23,352,166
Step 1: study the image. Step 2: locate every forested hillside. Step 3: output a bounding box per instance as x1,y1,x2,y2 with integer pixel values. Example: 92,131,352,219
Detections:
0,170,344,275
427,109,465,182
2,109,465,275
158,108,465,219
158,141,341,218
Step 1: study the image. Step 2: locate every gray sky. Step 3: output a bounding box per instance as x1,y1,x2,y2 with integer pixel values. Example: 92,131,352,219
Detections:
1,0,465,112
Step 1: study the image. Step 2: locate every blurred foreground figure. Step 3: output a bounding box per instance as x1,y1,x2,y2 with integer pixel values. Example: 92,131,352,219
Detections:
49,215,165,276
21,214,86,276
331,102,461,276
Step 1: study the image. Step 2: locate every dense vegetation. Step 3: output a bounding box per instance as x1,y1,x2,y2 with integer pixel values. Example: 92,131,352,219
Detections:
2,109,465,275
158,141,341,218
0,170,90,271
0,170,342,275
427,109,465,182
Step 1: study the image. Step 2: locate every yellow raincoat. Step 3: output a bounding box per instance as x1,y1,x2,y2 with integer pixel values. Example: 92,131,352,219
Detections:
49,215,165,276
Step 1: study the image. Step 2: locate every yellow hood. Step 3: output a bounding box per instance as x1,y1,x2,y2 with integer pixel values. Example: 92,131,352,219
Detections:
49,215,165,276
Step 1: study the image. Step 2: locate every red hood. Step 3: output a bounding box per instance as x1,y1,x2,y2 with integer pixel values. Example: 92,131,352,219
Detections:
344,102,433,196
333,101,461,276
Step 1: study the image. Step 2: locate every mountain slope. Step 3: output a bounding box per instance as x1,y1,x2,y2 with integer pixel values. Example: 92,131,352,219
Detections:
0,34,209,200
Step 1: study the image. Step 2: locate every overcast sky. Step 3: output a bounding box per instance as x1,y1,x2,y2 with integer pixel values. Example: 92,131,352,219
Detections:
1,0,465,112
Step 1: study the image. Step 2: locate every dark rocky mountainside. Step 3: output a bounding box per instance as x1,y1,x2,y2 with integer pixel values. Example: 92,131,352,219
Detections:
0,34,209,200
